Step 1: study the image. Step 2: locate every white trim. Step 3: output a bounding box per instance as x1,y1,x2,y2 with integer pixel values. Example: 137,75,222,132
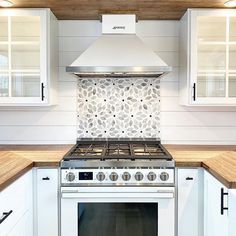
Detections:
8,15,11,97
226,16,230,98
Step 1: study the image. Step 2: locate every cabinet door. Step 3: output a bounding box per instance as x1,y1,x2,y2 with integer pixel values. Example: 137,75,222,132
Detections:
228,190,236,236
0,170,33,236
0,9,47,104
190,10,236,105
204,171,228,236
7,209,33,236
177,168,203,236
35,168,58,236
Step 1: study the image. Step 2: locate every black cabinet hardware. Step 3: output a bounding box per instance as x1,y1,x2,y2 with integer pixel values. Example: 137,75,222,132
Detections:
221,188,228,215
41,83,45,101
186,177,194,180
42,177,50,180
0,210,13,224
193,83,196,101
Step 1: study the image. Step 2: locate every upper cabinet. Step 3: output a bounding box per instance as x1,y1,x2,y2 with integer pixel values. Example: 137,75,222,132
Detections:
180,9,236,106
0,9,58,106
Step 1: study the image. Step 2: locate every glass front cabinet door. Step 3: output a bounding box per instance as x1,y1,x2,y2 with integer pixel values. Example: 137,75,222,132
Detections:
0,9,58,106
180,9,236,105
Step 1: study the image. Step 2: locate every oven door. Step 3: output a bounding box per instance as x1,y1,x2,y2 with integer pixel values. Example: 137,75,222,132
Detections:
61,186,175,236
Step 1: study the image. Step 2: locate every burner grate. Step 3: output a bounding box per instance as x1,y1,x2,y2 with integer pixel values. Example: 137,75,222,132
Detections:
64,139,172,161
72,144,106,156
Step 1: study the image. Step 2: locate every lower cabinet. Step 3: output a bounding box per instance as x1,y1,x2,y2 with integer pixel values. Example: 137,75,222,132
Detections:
7,209,33,236
177,168,204,236
34,168,59,236
0,170,33,236
228,190,236,236
204,171,229,236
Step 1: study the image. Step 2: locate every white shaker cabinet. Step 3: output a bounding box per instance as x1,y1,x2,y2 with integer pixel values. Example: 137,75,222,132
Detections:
7,210,33,236
0,170,33,236
0,9,58,106
34,168,59,236
180,9,236,106
228,189,236,236
177,168,204,236
204,170,228,236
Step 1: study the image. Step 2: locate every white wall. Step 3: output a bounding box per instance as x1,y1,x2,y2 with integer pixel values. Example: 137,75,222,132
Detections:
0,20,236,144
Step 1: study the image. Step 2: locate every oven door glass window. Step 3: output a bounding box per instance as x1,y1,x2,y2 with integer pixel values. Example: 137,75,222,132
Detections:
78,203,158,236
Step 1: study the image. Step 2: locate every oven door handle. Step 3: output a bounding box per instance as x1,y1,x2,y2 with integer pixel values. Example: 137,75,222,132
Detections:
61,189,175,199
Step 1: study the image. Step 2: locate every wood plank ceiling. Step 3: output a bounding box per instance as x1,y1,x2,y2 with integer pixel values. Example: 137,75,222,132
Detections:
5,0,233,20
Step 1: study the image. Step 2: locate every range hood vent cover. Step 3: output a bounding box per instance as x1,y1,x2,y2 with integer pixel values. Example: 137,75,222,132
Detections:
66,15,172,78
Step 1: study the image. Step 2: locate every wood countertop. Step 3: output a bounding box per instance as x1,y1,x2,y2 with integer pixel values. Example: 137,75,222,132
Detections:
0,145,73,191
0,144,236,191
164,145,236,167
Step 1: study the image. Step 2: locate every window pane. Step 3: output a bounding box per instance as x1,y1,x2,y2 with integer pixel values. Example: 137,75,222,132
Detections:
12,73,40,97
197,16,226,42
197,74,226,97
197,44,226,71
78,203,157,236
11,16,40,42
11,44,40,70
229,45,236,71
0,44,8,70
0,74,9,97
0,16,8,42
229,75,236,97
230,17,236,42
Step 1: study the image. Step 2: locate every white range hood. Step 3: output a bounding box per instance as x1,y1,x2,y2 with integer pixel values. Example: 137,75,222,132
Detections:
66,14,172,77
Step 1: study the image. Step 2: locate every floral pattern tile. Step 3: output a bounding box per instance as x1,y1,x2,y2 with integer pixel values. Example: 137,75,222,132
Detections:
77,77,160,138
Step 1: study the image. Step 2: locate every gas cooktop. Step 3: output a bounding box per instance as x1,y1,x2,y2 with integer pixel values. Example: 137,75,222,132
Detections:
63,138,173,161
60,138,175,186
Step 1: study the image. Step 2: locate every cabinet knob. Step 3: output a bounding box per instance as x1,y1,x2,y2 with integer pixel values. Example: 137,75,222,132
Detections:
42,177,50,180
186,177,193,180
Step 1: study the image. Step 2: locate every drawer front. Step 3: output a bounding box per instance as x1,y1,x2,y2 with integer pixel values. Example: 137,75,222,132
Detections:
0,170,32,235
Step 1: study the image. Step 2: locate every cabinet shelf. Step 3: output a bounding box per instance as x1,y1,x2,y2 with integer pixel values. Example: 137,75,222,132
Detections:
0,41,39,44
198,41,236,45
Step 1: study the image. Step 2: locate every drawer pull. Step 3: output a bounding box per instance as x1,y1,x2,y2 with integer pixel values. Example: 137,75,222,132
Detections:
0,210,13,224
221,188,228,215
42,177,50,180
186,177,193,180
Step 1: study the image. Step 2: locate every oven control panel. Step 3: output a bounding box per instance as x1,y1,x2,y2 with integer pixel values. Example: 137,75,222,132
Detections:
61,168,174,185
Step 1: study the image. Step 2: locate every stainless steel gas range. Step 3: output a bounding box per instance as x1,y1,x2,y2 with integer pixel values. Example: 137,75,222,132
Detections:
60,138,175,236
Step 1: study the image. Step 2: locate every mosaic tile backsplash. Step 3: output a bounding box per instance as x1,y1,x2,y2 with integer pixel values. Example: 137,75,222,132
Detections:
77,77,160,138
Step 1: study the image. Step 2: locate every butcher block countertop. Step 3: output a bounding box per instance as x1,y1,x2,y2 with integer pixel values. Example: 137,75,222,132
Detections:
0,145,73,191
0,144,236,191
165,145,236,189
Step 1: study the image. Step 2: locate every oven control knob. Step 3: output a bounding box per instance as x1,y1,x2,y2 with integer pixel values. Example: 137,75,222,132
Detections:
66,172,75,182
109,172,118,181
135,172,144,181
160,172,169,181
147,172,157,181
122,172,131,181
96,172,105,182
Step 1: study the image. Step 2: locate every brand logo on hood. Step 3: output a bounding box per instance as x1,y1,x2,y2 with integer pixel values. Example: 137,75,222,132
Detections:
112,26,126,30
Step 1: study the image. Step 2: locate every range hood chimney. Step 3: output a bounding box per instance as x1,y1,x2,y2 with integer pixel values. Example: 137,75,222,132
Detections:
66,14,172,78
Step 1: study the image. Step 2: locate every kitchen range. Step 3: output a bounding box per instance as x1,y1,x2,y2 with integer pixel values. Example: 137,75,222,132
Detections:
60,138,175,236
1,2,236,236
